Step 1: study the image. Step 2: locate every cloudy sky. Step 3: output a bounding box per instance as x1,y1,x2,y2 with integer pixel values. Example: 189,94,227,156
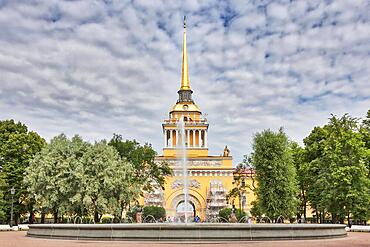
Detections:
0,0,369,164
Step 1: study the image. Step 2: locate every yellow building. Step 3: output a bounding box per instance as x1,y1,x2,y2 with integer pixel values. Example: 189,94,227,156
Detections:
144,18,255,221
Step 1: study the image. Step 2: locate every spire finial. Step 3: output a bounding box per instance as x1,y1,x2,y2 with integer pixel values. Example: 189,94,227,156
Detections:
180,16,190,90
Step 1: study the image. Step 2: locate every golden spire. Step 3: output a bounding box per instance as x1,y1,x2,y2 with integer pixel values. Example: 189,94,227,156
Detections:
181,16,191,90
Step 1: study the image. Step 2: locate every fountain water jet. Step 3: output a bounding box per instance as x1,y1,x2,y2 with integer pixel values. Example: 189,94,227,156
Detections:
177,118,189,223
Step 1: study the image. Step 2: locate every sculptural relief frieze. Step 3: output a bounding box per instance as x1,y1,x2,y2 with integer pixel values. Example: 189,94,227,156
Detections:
172,179,201,189
160,160,222,167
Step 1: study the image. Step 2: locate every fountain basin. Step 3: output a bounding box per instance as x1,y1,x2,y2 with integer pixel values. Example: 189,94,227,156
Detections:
27,223,347,241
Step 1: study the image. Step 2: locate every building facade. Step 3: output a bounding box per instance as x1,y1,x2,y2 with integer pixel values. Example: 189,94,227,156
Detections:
144,18,255,221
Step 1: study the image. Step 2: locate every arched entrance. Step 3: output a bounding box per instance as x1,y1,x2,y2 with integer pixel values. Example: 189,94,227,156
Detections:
170,193,203,220
176,200,196,218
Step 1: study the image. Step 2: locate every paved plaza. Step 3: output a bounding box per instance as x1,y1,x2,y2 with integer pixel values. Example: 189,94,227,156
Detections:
0,231,369,247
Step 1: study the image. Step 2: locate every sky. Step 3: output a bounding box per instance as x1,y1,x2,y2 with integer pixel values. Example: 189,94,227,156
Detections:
0,0,369,164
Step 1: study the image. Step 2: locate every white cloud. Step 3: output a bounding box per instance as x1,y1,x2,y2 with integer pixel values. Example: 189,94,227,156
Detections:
267,3,289,20
0,0,369,164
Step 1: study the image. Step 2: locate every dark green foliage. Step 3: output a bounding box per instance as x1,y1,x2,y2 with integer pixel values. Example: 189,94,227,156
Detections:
0,119,45,224
303,113,370,223
251,128,298,221
250,200,263,218
290,142,308,221
361,110,370,178
108,134,172,193
218,208,246,222
142,206,166,221
0,175,6,222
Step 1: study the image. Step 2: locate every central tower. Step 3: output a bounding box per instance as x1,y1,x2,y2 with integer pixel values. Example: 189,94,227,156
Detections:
162,16,209,158
149,17,247,221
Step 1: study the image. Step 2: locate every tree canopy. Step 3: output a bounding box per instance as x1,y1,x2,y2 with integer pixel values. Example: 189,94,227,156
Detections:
108,134,172,194
0,119,45,224
26,135,137,223
250,128,298,221
301,114,370,223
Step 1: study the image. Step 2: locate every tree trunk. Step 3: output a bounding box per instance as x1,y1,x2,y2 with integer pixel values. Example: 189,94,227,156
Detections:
41,210,45,223
119,202,125,222
315,206,319,223
303,192,307,222
347,212,350,226
321,209,325,224
331,213,336,224
14,213,19,226
53,209,58,223
28,207,33,224
94,209,99,223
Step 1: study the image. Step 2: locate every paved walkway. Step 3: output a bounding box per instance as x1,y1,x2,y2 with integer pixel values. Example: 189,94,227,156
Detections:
0,231,369,247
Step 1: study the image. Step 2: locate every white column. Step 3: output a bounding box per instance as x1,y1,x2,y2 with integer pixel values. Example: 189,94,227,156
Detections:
170,130,173,147
192,129,196,147
176,130,180,146
164,130,167,147
199,130,204,147
204,130,208,148
186,129,190,147
198,130,201,147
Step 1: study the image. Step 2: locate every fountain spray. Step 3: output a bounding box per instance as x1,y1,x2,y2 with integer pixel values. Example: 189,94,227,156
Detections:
177,118,189,223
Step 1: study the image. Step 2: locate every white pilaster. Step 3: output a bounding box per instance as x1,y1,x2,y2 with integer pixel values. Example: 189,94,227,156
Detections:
186,129,190,147
201,130,204,147
198,130,201,147
204,130,208,148
164,130,167,147
170,130,173,147
193,129,195,147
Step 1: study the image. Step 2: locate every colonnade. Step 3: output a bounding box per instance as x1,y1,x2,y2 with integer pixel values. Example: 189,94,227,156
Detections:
164,129,208,148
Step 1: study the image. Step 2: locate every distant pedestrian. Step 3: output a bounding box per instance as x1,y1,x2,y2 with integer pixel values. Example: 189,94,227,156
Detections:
229,213,237,223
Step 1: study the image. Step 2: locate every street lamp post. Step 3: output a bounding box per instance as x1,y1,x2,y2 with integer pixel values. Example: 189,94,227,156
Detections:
10,187,15,227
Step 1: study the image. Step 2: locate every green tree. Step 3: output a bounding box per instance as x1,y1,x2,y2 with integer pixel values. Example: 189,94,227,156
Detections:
302,126,329,223
227,156,256,215
303,114,370,223
0,119,45,224
108,134,172,195
0,175,7,222
25,134,89,223
323,114,369,223
251,128,298,221
26,135,136,223
80,140,133,223
361,110,370,178
290,142,309,222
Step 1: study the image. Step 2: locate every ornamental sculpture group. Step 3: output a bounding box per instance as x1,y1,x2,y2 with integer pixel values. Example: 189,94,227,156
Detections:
172,179,201,189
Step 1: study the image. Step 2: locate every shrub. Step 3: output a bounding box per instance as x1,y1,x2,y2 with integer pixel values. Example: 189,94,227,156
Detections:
101,217,113,224
126,205,143,222
219,208,246,222
142,206,166,221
